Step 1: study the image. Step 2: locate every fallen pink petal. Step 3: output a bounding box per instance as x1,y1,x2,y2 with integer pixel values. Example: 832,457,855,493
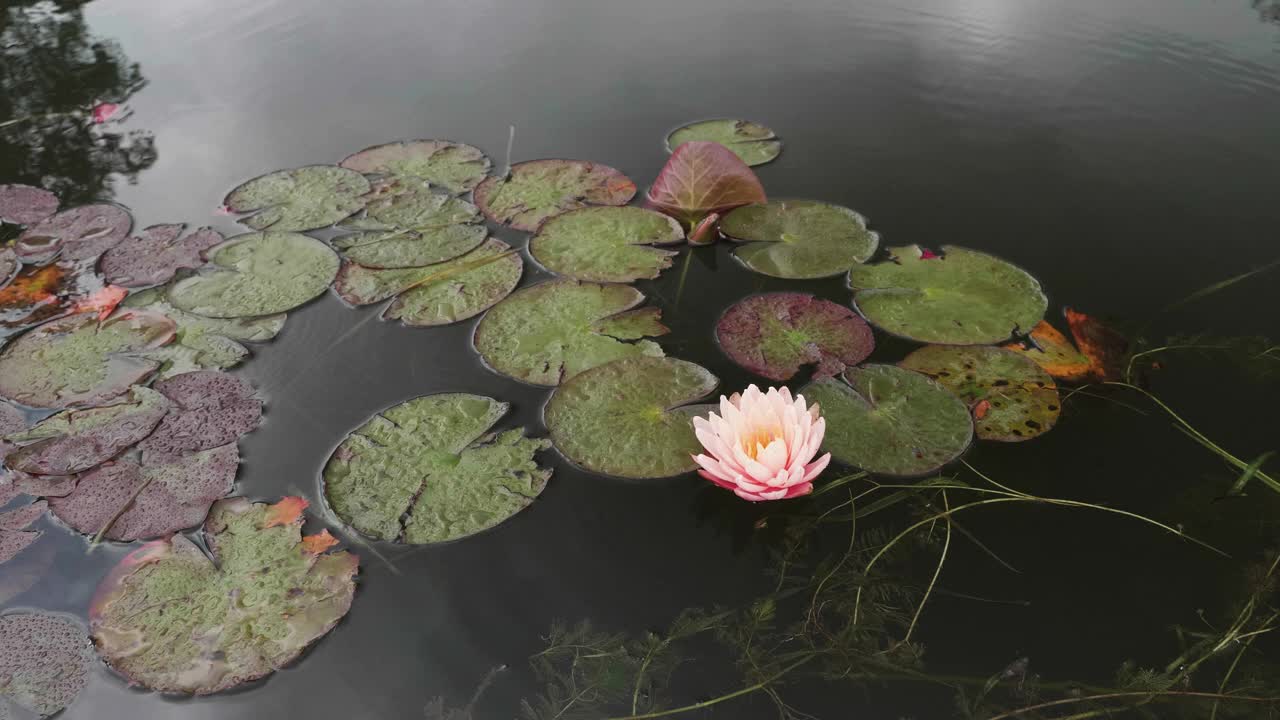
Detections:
91,102,120,124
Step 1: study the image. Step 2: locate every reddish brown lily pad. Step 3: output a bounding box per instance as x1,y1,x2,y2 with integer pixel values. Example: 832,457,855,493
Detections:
11,474,76,498
0,184,59,226
0,500,46,565
716,293,875,382
138,371,261,462
16,203,132,264
0,611,94,716
100,224,224,288
4,386,169,476
473,159,636,232
644,141,766,235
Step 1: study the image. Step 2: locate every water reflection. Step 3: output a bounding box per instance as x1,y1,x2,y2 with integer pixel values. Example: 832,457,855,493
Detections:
1257,1,1280,24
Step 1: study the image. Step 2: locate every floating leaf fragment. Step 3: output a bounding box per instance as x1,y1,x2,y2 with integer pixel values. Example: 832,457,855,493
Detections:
223,165,370,232
16,203,132,264
263,495,308,528
900,345,1060,442
323,394,551,543
716,292,874,382
340,140,491,194
529,206,684,282
473,159,636,232
89,496,358,693
0,183,59,226
666,119,782,166
300,529,339,554
5,386,169,475
802,364,973,476
544,356,719,479
721,200,879,279
645,141,766,231
167,232,339,318
847,245,1047,345
138,371,261,462
474,279,667,386
1004,309,1128,382
100,224,224,288
121,288,285,376
0,612,94,716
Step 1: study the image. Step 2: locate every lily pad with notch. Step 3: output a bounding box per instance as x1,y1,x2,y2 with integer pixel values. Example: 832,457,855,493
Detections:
0,611,94,717
4,385,170,475
120,288,286,377
666,119,782,166
529,206,684,283
721,200,878,279
223,165,370,232
340,140,491,194
167,232,339,318
99,224,224,288
716,292,874,382
472,159,636,232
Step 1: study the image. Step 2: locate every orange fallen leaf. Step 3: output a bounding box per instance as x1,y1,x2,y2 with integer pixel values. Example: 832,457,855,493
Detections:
0,264,64,308
1004,309,1127,382
300,529,339,554
972,399,992,419
262,496,309,528
73,284,128,321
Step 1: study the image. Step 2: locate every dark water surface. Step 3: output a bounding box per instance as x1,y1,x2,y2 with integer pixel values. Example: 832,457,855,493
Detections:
4,0,1280,718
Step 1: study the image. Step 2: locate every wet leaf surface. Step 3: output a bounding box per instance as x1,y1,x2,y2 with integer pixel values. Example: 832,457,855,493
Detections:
721,200,879,279
90,497,358,694
0,611,94,716
11,475,76,499
0,184,59,226
0,310,175,409
99,224,224,288
323,394,551,543
120,288,286,377
899,345,1060,442
474,279,667,386
340,140,491,194
716,292,875,382
334,185,486,268
4,385,169,475
529,206,684,282
137,371,261,462
666,119,782,166
544,356,719,479
15,203,132,265
802,364,973,476
847,245,1047,345
1005,309,1129,382
167,232,339,318
645,141,766,230
473,159,636,232
224,165,370,231
0,500,45,565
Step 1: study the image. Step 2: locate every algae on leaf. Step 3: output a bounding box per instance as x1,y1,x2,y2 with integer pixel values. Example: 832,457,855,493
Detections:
722,200,878,279
473,159,636,232
666,119,782,166
167,232,339,318
529,206,684,283
223,165,370,231
340,139,491,194
716,293,875,382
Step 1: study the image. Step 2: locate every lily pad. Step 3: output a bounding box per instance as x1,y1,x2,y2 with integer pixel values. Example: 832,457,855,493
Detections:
121,288,286,377
340,140,491,194
847,245,1048,345
15,203,132,265
721,200,879,279
5,386,170,475
802,364,973,477
0,612,94,717
1004,309,1128,382
645,141,766,231
138,371,261,461
0,184,59,226
224,165,370,232
900,345,1060,442
89,496,358,694
666,119,782,166
0,248,15,288
529,206,684,282
472,159,636,232
167,232,339,318
716,293,875,382
0,310,176,409
100,224,224,288
333,188,486,268
49,444,239,541
544,356,719,479
0,500,45,565
323,394,551,543
474,279,668,386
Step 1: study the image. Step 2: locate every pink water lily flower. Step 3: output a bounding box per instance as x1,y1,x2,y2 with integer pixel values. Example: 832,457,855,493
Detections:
692,385,831,502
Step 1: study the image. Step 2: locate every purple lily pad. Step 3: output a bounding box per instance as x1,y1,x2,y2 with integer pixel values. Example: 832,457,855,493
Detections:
12,474,76,498
0,529,40,565
15,203,133,265
0,611,94,716
49,444,239,541
5,386,170,476
472,159,636,232
0,402,24,475
138,371,261,461
0,184,60,226
0,500,46,530
99,224,225,288
0,500,45,566
716,292,875,382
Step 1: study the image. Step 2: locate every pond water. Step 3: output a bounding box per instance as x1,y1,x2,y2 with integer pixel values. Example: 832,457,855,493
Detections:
2,0,1279,718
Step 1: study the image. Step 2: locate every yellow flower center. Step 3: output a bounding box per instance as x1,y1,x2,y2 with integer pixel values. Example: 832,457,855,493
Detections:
741,426,781,459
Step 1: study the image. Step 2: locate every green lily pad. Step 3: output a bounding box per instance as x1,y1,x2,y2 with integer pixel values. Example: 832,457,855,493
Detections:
89,496,358,694
340,140,491,194
802,364,973,477
721,200,879,279
847,245,1047,345
0,612,94,717
472,159,636,232
5,385,170,475
121,288,286,377
0,310,176,409
474,279,668,386
666,119,782,166
332,186,486,268
167,232,339,318
224,165,370,231
544,356,719,479
899,345,1061,442
716,292,875,382
529,206,684,282
323,394,551,543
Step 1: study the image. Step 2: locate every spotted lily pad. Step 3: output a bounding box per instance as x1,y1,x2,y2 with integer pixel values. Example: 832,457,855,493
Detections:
716,293,874,382
472,160,636,232
544,356,719,479
100,224,224,288
0,184,59,226
0,500,45,565
529,206,684,282
49,444,239,541
0,310,176,409
167,232,339,318
14,203,132,265
323,394,551,543
899,345,1060,442
802,364,973,476
721,200,879,279
847,245,1047,345
340,140,491,194
474,279,667,386
137,371,261,462
89,496,358,694
5,386,170,475
333,187,486,268
224,165,370,232
120,289,286,377
666,119,782,166
0,612,94,717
